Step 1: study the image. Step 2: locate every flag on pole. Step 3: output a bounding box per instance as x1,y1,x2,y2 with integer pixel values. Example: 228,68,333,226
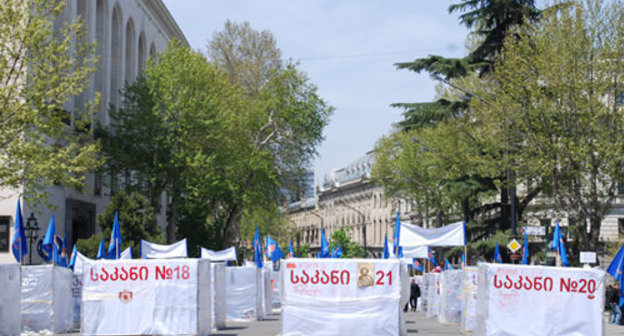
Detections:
522,232,529,265
494,242,503,263
383,233,390,259
11,199,27,263
253,225,263,268
42,215,56,261
444,258,454,270
461,253,466,267
108,212,122,259
266,235,283,261
53,234,65,266
393,212,400,255
96,238,107,260
320,228,330,258
288,242,294,258
608,243,624,305
551,221,569,266
427,247,437,267
412,258,424,272
332,243,342,258
68,245,77,270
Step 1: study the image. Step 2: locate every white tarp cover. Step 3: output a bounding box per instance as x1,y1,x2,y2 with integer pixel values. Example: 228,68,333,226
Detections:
281,259,402,336
72,252,91,327
0,263,20,336
425,273,441,318
81,259,211,335
270,268,281,308
476,263,605,336
399,221,465,247
461,267,479,333
420,274,429,313
226,266,258,322
402,246,429,259
262,267,272,317
211,262,227,330
438,270,463,324
201,246,237,261
21,265,73,334
140,238,188,259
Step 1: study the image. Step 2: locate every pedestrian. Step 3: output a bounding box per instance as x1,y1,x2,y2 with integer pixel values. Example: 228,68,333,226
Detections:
410,279,421,312
608,283,621,325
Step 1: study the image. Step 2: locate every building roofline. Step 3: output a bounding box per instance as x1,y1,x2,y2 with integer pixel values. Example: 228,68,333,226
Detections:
142,0,189,46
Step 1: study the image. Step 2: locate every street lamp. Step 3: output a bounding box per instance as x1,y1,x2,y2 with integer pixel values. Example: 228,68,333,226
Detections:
24,213,40,265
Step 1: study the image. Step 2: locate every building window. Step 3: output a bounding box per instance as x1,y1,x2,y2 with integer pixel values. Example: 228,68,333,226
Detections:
619,218,624,237
0,216,10,252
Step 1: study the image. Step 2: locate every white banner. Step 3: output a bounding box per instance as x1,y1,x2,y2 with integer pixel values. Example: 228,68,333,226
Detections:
140,239,188,259
402,246,429,258
201,246,237,261
477,264,605,336
120,247,132,260
81,259,211,335
282,259,401,336
399,221,465,247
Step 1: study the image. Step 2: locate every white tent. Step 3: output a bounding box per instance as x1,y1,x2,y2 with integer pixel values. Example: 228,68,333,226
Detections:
21,265,73,334
0,263,20,336
225,266,259,322
210,262,227,330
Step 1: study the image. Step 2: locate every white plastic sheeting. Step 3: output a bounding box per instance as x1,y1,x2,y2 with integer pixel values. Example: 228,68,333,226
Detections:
281,259,403,336
201,246,237,261
0,263,20,336
140,239,188,259
412,276,424,311
425,273,441,318
263,268,272,316
211,262,227,330
399,221,465,247
476,263,605,336
226,266,259,322
270,268,281,309
461,267,479,333
21,265,73,334
438,270,462,324
402,246,429,258
81,259,211,335
71,252,91,328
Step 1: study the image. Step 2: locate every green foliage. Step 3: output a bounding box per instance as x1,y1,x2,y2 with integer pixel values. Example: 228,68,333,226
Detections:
0,0,101,205
76,233,104,260
294,244,310,258
329,228,365,258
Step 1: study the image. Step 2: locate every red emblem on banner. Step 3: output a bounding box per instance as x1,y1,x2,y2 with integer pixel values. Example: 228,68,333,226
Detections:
286,262,296,269
119,290,133,303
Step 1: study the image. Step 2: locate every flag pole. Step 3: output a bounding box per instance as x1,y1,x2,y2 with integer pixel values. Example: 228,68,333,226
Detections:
464,245,468,267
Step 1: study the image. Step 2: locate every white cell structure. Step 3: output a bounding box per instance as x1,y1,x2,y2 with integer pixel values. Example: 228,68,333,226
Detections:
412,275,424,311
270,268,281,309
226,266,260,322
281,259,404,336
260,267,273,317
425,272,441,318
438,270,463,324
461,267,479,333
211,262,227,330
21,265,73,334
476,263,605,336
0,263,20,336
81,259,211,335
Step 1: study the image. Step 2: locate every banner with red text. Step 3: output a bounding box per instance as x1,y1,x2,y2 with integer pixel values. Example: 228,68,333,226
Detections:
477,264,605,336
282,259,401,336
81,259,211,335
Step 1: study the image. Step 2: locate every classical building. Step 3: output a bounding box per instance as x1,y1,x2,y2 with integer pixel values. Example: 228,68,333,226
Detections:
0,0,187,263
289,152,415,257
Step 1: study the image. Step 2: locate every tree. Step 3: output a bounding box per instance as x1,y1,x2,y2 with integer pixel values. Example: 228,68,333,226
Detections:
76,190,165,258
0,0,100,205
469,0,624,251
329,228,365,258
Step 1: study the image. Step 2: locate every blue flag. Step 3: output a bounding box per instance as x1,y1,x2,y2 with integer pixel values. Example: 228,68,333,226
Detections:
288,242,294,258
253,225,263,268
462,253,466,267
96,238,107,260
53,234,64,265
428,247,437,267
522,232,529,265
383,233,390,259
266,235,283,261
494,242,503,263
393,212,400,255
42,215,56,261
68,245,77,270
608,244,624,304
11,199,27,263
59,234,68,267
552,221,569,266
412,258,424,272
108,212,122,259
332,243,343,258
320,228,330,258
445,258,454,270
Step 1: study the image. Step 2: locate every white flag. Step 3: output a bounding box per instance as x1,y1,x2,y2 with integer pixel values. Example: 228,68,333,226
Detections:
399,221,465,247
119,247,132,260
140,239,188,259
200,246,237,261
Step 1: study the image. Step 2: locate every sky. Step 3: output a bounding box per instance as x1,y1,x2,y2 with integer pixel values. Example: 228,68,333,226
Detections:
161,0,470,186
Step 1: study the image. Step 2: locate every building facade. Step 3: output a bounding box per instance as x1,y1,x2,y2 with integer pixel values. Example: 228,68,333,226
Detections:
0,0,187,263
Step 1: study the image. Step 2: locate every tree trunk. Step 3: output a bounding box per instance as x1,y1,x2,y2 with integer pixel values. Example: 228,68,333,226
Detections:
166,193,178,243
500,187,509,231
462,197,471,223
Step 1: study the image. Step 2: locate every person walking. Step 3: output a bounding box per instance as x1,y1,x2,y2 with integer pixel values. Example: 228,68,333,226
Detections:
608,283,621,325
410,279,421,312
